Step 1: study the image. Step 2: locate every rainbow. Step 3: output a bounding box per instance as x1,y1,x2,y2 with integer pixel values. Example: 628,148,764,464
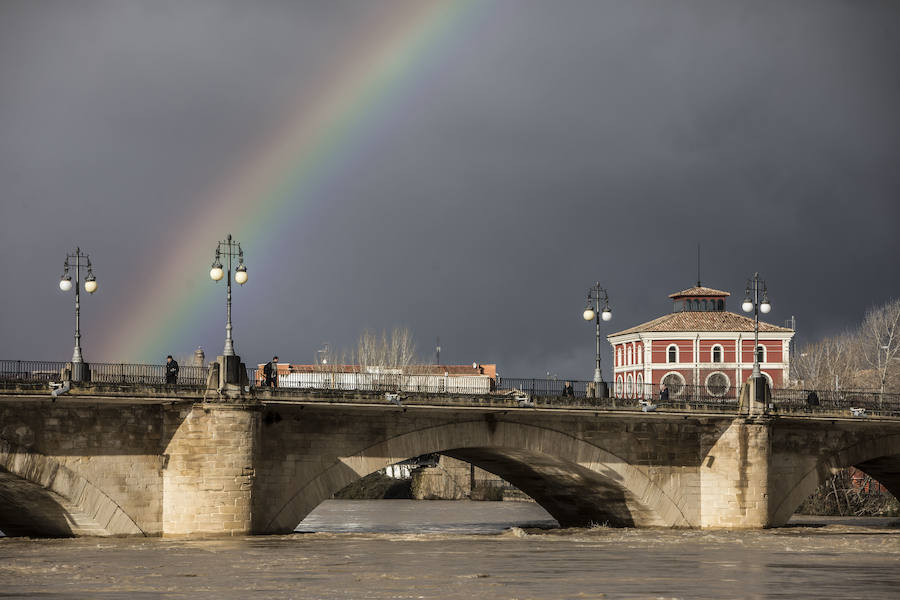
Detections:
97,0,481,362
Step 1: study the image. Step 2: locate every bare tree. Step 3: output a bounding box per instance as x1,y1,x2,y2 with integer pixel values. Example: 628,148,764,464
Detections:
356,327,418,372
793,332,860,391
858,299,900,394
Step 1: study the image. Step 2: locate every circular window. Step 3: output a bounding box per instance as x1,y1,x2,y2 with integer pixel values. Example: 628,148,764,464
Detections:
705,372,730,397
661,372,685,397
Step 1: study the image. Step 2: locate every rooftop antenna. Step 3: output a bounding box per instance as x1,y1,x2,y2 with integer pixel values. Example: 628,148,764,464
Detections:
697,243,701,287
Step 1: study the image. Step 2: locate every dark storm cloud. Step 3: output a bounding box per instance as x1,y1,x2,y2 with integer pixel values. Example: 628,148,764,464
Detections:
1,0,898,379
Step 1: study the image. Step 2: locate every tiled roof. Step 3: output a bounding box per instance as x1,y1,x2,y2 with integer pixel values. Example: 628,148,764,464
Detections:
669,286,731,298
608,311,793,337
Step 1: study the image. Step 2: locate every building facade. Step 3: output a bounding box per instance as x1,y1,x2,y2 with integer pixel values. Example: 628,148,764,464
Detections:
255,362,497,394
607,285,794,399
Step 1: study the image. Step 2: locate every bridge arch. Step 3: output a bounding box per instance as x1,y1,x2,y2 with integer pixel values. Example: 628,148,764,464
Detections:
770,432,900,526
0,437,144,537
261,419,692,533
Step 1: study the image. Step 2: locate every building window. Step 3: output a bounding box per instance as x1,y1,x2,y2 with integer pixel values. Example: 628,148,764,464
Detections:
615,376,623,397
627,346,633,365
661,372,685,397
625,374,634,397
712,345,723,363
705,372,730,397
617,348,623,366
756,345,765,364
717,299,724,311
667,344,678,363
636,373,644,398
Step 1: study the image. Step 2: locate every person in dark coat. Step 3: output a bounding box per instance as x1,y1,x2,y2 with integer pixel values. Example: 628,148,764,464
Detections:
263,356,279,388
562,382,575,397
165,355,179,385
659,384,669,403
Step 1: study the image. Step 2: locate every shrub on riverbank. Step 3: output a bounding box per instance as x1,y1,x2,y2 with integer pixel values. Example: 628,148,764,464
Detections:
796,469,899,517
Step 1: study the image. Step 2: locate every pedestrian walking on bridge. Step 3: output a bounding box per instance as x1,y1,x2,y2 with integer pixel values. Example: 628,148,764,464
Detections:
264,356,280,388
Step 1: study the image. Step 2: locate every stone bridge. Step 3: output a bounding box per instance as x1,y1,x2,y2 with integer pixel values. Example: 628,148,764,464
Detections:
1,384,898,537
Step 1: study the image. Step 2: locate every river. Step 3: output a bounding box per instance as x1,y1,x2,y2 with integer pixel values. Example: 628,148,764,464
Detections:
1,500,898,599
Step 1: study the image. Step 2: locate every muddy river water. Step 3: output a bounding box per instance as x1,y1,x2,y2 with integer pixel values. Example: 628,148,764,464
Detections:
1,500,898,599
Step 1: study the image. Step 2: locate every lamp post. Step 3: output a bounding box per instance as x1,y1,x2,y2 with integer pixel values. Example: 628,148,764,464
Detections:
582,283,612,396
742,272,771,413
209,234,248,357
58,248,98,382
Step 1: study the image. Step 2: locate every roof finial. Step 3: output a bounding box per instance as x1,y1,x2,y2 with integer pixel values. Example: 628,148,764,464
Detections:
696,243,701,287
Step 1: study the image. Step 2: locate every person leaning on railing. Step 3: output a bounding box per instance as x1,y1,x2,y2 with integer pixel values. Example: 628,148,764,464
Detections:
165,355,179,385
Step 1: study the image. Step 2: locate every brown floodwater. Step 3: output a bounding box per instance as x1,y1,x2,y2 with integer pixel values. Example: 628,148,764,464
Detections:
1,500,898,599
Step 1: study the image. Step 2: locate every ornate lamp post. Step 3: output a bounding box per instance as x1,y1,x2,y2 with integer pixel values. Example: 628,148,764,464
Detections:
742,272,771,413
582,283,612,397
209,234,248,357
58,248,98,382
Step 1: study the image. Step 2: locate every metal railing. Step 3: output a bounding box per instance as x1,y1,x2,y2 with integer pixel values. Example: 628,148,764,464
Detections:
771,387,900,415
3,359,899,416
0,360,207,386
0,360,68,382
89,363,208,386
496,379,740,410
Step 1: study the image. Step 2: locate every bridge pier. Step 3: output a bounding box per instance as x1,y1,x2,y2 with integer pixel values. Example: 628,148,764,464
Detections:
162,404,260,536
701,417,771,528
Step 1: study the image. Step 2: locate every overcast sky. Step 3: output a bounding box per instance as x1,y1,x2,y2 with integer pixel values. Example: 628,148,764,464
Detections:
1,0,898,379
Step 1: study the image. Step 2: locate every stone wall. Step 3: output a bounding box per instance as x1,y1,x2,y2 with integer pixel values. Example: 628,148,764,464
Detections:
0,400,168,535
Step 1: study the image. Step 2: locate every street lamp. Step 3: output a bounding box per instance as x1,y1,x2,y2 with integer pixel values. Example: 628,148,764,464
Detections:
210,234,248,357
583,283,612,396
741,272,771,379
742,272,771,412
58,247,97,381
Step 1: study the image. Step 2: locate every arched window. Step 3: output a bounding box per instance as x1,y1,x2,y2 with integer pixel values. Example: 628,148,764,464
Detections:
705,372,730,397
617,348,623,366
667,344,678,363
756,345,765,364
615,376,623,397
717,299,724,311
702,299,708,311
692,299,700,311
661,372,685,397
627,346,633,365
636,373,644,398
625,374,634,397
712,345,723,363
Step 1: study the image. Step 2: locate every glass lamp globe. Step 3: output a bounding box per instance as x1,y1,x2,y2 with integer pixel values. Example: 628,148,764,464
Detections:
583,307,595,321
760,301,771,314
234,266,248,285
742,300,753,313
210,266,224,281
59,277,73,292
84,278,98,294
601,308,612,321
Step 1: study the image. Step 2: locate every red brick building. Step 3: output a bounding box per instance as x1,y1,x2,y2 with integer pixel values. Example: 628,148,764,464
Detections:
607,285,794,399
